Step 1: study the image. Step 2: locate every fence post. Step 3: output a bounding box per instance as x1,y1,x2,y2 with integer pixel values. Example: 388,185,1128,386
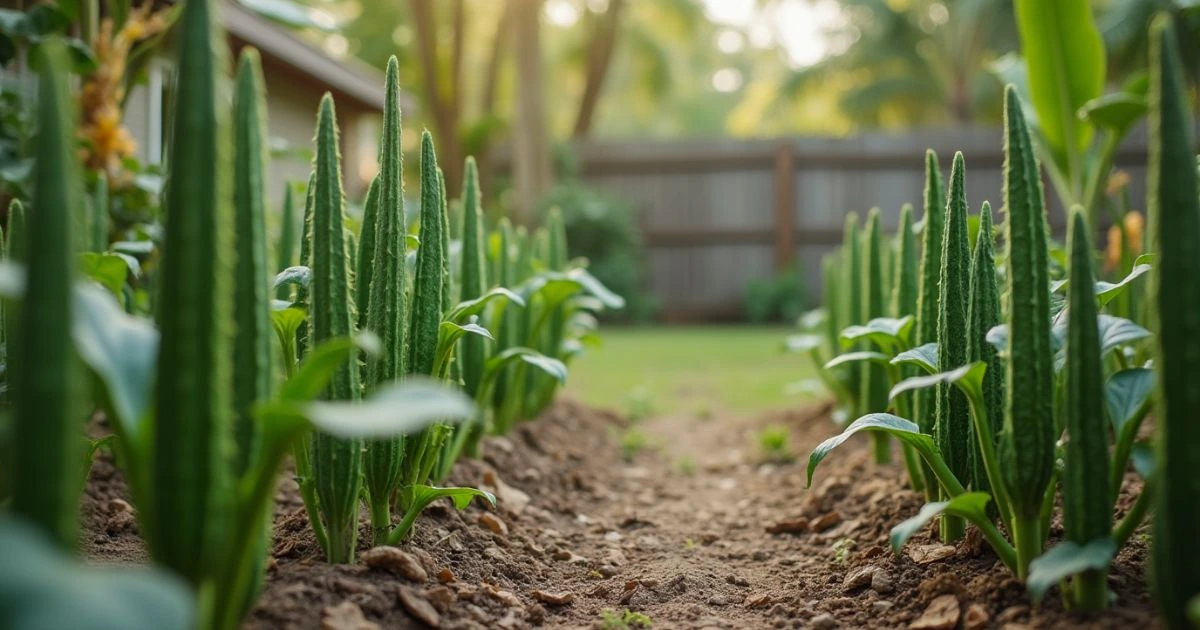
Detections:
773,141,796,270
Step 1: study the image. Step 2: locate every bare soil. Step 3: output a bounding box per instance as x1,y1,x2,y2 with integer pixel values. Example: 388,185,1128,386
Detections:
81,399,1160,629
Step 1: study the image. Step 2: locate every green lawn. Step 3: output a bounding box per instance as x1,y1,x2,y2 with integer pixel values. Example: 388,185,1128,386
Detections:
565,326,820,417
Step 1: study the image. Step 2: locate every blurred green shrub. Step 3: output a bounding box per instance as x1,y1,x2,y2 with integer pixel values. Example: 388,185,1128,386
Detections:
744,264,804,323
539,180,657,323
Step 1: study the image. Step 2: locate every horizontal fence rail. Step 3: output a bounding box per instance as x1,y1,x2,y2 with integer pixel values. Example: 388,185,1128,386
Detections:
505,127,1156,321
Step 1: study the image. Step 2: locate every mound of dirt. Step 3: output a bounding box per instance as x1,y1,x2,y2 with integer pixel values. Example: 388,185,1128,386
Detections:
80,398,1160,629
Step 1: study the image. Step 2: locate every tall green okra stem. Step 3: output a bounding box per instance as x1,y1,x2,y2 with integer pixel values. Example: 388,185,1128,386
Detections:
396,131,447,514
459,158,488,397
821,253,840,356
10,41,83,550
355,175,380,327
231,50,272,479
90,175,109,252
839,212,862,416
935,153,973,543
151,0,234,582
361,58,409,543
965,202,1002,503
292,171,324,551
914,151,945,503
276,183,298,300
860,209,891,463
493,218,517,408
309,94,363,564
1062,209,1111,611
891,204,924,491
1000,85,1055,579
1147,16,1200,629
2,200,24,406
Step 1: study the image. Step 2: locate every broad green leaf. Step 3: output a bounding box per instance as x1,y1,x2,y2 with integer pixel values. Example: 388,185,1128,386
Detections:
1096,315,1151,353
783,334,823,354
1105,368,1154,434
988,323,1066,358
409,485,496,511
486,347,568,384
269,306,307,347
0,518,194,630
1051,263,1152,308
1014,0,1105,167
72,285,158,440
807,413,936,487
565,267,625,310
889,362,986,403
303,380,475,438
444,287,525,323
439,320,494,345
1027,538,1116,603
279,333,380,402
1130,441,1153,479
889,493,993,554
110,240,154,256
78,252,130,298
272,265,311,291
891,342,939,374
1078,93,1147,135
839,316,914,350
798,308,825,331
823,351,890,370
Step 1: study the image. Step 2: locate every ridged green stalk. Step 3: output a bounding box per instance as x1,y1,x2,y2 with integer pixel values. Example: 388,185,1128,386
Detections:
409,131,443,376
151,0,234,583
276,183,298,300
493,218,517,407
935,152,973,542
1000,85,1055,579
396,131,449,512
90,176,109,252
296,172,316,359
915,150,945,435
2,199,23,404
438,168,453,314
1148,16,1200,629
1062,209,1111,611
860,209,891,463
821,253,840,354
839,212,862,415
891,203,924,491
10,41,83,550
355,175,380,328
459,158,487,397
361,58,409,543
309,94,363,564
231,50,272,479
965,202,1002,499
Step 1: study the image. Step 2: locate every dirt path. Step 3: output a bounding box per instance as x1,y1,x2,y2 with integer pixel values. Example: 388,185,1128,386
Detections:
82,399,1159,629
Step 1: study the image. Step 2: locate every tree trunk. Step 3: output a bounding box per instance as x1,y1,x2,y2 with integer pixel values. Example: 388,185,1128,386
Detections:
573,0,626,139
409,0,464,196
511,0,551,225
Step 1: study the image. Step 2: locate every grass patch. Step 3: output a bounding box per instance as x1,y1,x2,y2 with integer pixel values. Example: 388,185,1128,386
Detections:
567,325,818,416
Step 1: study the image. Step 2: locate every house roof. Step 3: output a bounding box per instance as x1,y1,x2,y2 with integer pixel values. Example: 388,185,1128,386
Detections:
222,1,409,112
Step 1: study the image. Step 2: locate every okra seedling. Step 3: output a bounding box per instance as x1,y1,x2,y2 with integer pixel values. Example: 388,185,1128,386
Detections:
10,40,83,551
308,94,364,564
459,158,488,398
1000,84,1055,579
860,209,891,463
276,183,299,300
1062,209,1111,611
232,50,272,479
1148,15,1200,628
839,212,863,416
361,58,410,544
965,202,1002,502
914,150,945,435
891,204,924,492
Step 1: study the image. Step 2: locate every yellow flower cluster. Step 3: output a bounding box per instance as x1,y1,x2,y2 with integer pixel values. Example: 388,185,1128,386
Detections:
78,4,171,180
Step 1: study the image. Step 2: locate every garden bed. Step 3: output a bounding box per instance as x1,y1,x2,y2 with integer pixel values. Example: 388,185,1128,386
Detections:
81,399,1158,629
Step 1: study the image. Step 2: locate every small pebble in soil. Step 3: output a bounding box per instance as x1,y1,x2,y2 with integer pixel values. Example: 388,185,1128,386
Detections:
872,600,893,614
529,589,575,606
809,612,838,629
321,601,380,630
964,603,989,630
841,566,876,592
726,574,750,587
909,594,960,630
745,593,772,608
870,570,894,594
752,550,771,561
360,547,427,583
424,586,456,613
766,517,810,535
810,512,841,532
478,512,509,536
396,587,441,628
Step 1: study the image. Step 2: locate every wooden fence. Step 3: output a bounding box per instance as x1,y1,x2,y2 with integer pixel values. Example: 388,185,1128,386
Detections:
562,128,1152,321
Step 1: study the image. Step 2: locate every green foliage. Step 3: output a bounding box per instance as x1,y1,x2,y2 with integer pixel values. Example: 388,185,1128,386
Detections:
914,150,945,436
1061,209,1111,611
860,209,891,463
1147,15,1200,629
276,183,298,300
757,425,793,463
600,608,653,630
965,202,1002,505
308,94,363,564
743,263,804,324
10,40,82,550
934,153,973,543
150,0,234,582
458,158,487,397
999,86,1055,576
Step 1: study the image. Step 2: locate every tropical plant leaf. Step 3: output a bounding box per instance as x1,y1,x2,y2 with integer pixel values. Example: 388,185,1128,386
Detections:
444,287,525,324
891,342,939,374
1027,538,1116,603
278,333,380,402
889,362,987,403
78,252,130,298
824,351,891,371
1105,368,1154,434
301,380,476,439
409,485,496,511
1078,93,1147,135
807,414,936,487
839,316,914,350
486,347,568,384
889,492,993,554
